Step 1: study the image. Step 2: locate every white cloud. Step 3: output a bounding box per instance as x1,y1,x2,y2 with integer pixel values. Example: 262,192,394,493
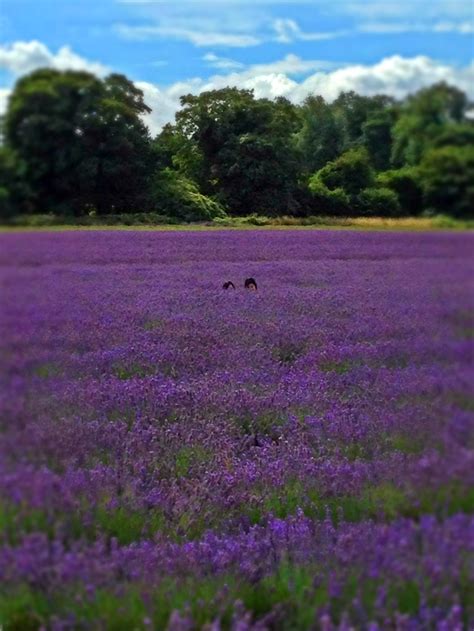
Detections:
137,55,474,133
246,54,341,76
114,17,347,48
1,44,472,139
433,21,474,33
137,69,296,133
203,53,336,75
203,53,244,70
135,81,182,135
0,88,10,114
297,55,474,103
112,1,473,50
272,19,347,43
114,23,261,47
270,12,473,42
360,21,474,34
0,40,109,77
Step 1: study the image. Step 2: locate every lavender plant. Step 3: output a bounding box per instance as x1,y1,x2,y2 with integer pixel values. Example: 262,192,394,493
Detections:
0,230,473,629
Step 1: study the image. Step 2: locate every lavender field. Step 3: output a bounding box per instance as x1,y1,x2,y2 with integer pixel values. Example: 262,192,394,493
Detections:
1,230,473,630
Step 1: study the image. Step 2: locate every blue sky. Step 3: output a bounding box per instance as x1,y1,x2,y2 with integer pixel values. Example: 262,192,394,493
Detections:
1,0,473,132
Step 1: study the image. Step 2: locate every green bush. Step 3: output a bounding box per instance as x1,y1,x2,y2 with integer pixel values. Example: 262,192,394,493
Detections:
8,213,59,227
377,168,423,216
431,214,474,229
432,123,474,148
5,213,180,227
0,188,12,219
357,187,401,217
151,168,227,221
315,148,375,198
419,145,474,219
307,179,351,216
240,213,271,226
0,147,30,219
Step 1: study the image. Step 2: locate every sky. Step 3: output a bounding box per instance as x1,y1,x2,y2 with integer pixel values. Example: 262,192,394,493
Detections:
0,0,473,134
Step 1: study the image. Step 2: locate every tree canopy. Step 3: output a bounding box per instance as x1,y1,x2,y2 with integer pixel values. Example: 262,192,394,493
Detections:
4,69,151,215
1,72,472,221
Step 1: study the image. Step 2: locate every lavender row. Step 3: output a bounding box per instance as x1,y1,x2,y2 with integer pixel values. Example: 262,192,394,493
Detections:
1,229,473,628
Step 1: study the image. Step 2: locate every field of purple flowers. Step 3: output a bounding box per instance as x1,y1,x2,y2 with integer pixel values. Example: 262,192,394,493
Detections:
1,230,473,630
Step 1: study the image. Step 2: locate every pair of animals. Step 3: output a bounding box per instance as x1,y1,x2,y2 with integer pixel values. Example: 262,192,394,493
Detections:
223,278,257,291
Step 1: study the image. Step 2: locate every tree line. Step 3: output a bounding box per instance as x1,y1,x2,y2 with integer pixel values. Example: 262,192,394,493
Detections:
1,68,473,221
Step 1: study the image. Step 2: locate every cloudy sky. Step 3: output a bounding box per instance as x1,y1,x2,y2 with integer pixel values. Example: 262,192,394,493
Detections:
1,0,473,134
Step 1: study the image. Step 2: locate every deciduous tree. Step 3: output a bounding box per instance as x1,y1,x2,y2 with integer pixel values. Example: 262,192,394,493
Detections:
5,69,152,215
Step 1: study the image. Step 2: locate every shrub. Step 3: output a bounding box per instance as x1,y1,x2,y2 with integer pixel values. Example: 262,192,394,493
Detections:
419,145,474,219
315,148,375,198
357,187,401,217
4,213,181,227
0,188,12,219
431,123,474,149
240,214,271,226
307,179,351,216
151,169,227,221
0,147,30,219
377,168,423,216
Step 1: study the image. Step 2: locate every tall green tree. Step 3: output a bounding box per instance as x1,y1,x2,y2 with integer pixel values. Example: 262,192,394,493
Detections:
420,145,474,218
333,91,394,147
173,88,299,215
391,82,468,166
361,110,394,171
152,123,185,171
377,167,423,216
296,95,343,175
5,69,152,215
2,71,472,223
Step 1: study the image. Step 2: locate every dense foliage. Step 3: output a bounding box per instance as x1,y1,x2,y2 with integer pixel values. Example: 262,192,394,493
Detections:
1,230,473,628
0,70,473,220
3,70,152,216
